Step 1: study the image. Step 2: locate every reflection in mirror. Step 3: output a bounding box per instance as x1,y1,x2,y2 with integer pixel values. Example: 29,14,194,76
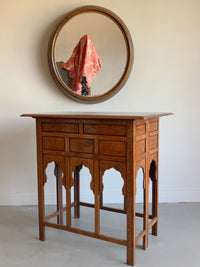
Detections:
54,12,127,97
61,34,101,96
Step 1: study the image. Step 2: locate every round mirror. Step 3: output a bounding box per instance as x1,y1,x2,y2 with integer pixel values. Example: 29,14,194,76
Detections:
48,5,134,103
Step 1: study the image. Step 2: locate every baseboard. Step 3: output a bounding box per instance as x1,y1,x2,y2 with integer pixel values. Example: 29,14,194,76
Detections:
0,191,200,206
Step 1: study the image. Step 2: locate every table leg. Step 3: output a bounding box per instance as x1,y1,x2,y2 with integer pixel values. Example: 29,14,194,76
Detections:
143,170,149,249
37,157,45,241
94,159,100,235
74,165,82,218
66,157,71,227
152,179,158,236
124,195,127,213
127,180,136,266
100,192,103,209
126,122,136,266
150,160,158,236
55,163,63,225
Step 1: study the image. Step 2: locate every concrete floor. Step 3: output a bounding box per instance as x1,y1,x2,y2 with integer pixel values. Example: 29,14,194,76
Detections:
0,203,200,267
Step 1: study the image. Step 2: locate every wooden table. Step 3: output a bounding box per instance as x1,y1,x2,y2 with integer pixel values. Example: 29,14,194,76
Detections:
22,112,171,266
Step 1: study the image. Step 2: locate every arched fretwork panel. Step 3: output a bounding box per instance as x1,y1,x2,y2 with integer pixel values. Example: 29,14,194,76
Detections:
148,154,158,236
71,164,94,205
148,159,156,216
149,160,157,183
102,167,124,206
99,160,126,199
148,174,153,215
136,167,144,204
99,160,126,240
45,161,59,204
135,162,146,244
69,158,94,192
43,155,66,188
43,156,65,226
70,158,94,232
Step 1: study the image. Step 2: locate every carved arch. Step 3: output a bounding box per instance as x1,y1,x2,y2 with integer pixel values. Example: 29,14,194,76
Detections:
99,160,126,196
135,158,146,193
70,157,94,193
135,167,145,196
149,160,157,182
148,153,158,183
43,155,65,188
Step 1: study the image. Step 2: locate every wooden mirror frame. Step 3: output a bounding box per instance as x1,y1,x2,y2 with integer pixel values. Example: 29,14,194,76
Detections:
48,5,134,103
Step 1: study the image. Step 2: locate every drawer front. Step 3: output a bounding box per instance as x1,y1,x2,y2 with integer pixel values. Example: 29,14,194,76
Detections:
84,124,126,136
42,137,65,151
42,123,79,133
70,138,94,154
99,141,126,156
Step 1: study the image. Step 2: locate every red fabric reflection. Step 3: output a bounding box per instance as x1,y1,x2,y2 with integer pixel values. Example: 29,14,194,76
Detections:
62,35,101,94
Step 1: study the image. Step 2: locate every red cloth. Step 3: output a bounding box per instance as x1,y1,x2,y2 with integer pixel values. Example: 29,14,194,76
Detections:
62,35,101,94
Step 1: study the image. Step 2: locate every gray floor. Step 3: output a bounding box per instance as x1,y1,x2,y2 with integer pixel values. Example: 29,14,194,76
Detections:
0,203,200,267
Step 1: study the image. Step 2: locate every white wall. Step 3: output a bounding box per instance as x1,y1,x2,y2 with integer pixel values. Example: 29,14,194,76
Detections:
0,0,200,205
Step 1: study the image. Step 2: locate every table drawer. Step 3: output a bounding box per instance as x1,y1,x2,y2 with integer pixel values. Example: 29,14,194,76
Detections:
70,138,94,154
42,136,65,151
42,122,79,133
84,124,126,136
99,141,126,156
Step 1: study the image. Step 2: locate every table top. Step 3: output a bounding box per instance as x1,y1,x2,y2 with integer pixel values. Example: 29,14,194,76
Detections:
21,112,173,120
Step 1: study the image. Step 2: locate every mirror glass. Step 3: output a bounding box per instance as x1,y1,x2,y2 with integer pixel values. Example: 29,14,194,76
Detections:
49,6,133,103
54,13,127,97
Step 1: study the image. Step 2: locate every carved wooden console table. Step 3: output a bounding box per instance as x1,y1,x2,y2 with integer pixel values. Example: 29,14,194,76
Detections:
21,112,171,266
